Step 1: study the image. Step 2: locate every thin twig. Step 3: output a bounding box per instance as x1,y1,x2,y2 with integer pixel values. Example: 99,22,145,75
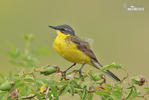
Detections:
45,87,50,100
22,94,36,99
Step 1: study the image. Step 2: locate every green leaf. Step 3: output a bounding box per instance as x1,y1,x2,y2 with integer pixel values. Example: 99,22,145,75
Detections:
87,93,93,100
0,91,9,100
82,86,88,100
15,80,24,88
126,86,139,100
103,83,112,91
96,91,110,97
50,80,58,99
33,91,43,100
71,79,81,88
88,72,102,81
59,84,68,96
9,60,25,67
19,84,33,96
69,84,75,96
78,90,83,99
57,81,68,86
100,63,121,71
7,44,21,59
35,80,45,90
0,81,13,91
21,55,38,63
111,90,123,100
0,73,5,84
24,76,34,82
144,87,149,93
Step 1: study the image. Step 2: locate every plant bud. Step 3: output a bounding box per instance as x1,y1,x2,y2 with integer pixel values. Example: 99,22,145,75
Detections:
40,65,60,75
24,34,34,41
131,75,146,86
0,81,13,91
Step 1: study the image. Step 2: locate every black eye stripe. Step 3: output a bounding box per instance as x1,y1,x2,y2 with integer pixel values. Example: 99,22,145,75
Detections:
60,28,65,31
60,28,70,32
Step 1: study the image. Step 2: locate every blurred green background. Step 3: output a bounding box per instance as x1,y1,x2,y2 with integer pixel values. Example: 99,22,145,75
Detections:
0,0,149,99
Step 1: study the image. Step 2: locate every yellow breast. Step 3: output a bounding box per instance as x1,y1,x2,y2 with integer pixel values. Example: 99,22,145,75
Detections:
53,31,91,64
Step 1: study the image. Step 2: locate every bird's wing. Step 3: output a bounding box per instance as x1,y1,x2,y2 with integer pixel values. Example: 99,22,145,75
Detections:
69,36,99,63
69,36,120,81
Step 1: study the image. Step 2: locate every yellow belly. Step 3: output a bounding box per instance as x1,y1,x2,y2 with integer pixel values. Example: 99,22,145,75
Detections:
53,33,91,64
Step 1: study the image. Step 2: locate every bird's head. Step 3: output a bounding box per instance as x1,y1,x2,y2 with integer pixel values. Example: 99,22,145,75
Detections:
49,24,75,36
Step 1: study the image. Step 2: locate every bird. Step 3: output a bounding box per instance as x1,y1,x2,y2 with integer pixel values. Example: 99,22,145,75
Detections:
49,24,120,81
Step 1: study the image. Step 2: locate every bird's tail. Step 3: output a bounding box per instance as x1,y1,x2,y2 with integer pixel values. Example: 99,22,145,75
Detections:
91,61,120,82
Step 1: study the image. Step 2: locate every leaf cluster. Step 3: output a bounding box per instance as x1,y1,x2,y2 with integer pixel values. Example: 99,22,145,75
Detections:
0,34,148,100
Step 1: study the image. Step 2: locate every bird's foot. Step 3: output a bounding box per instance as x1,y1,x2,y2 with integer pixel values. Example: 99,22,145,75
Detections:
61,71,69,80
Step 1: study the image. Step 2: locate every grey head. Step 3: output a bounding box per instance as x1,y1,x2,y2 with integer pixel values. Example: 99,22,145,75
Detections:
49,24,75,36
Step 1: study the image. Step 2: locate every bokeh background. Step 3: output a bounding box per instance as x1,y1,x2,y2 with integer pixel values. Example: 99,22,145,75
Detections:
0,0,149,99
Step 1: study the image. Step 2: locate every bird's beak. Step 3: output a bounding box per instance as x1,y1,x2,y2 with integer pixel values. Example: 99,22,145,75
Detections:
49,25,58,30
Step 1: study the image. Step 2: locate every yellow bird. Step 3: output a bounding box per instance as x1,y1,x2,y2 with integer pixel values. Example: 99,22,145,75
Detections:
49,24,120,81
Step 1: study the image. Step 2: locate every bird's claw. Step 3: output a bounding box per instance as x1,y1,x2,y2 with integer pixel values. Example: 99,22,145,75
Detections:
61,71,69,80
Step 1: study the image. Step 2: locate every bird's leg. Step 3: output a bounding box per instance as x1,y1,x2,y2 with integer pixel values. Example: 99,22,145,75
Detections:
61,63,76,80
78,64,85,76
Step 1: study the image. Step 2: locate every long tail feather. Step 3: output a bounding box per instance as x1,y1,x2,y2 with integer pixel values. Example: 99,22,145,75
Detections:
91,61,120,82
104,70,120,82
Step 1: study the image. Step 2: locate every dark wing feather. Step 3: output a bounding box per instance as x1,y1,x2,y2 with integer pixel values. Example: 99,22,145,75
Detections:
69,36,120,81
69,36,99,63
